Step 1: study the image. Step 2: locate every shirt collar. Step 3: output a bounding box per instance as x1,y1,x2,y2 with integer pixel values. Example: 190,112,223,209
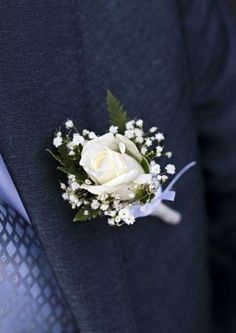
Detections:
0,154,30,223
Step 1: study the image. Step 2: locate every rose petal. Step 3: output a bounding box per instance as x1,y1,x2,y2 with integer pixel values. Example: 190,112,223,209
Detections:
80,170,139,196
116,134,142,162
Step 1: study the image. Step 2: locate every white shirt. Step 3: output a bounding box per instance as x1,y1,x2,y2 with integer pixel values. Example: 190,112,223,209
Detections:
0,154,30,223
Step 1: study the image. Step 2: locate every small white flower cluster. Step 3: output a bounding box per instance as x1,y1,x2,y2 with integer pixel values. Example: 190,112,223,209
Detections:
120,118,175,185
95,194,135,226
122,119,172,161
124,119,144,143
90,193,135,226
149,161,176,183
62,182,135,226
53,120,99,156
108,207,135,226
66,132,85,156
53,131,63,148
82,130,97,140
65,119,74,129
109,125,118,134
61,175,82,209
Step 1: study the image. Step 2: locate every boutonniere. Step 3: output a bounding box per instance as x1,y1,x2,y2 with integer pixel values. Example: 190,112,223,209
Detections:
47,91,195,227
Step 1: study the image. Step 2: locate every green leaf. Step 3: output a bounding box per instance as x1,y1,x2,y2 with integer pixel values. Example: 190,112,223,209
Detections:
57,143,79,173
135,187,148,202
75,172,87,183
58,143,72,166
141,156,150,173
135,186,154,204
46,149,64,166
106,90,128,134
73,208,101,222
57,166,87,183
57,166,71,175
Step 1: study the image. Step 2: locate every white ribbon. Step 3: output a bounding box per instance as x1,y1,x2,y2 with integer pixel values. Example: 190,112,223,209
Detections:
129,161,196,225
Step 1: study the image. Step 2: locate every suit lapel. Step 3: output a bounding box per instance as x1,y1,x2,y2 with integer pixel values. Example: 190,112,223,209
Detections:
0,0,189,331
0,1,138,331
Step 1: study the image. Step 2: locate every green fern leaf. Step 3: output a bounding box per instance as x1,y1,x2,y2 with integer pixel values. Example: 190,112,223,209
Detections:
106,90,128,134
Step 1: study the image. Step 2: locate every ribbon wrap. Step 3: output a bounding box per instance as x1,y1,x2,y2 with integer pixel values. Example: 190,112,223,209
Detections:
129,161,196,223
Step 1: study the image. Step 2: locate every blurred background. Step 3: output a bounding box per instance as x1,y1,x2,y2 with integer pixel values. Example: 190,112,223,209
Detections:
226,0,236,16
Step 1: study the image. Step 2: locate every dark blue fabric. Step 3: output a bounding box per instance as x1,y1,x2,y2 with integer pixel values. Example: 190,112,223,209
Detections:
0,0,235,332
183,1,236,331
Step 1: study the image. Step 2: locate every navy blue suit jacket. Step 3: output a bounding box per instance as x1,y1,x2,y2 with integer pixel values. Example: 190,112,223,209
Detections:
0,0,236,332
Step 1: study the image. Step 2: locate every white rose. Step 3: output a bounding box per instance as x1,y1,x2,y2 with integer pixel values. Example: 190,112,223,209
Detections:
80,133,146,200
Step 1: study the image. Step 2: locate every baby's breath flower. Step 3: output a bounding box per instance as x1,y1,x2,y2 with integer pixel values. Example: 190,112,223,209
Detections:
136,119,143,127
150,163,161,175
82,129,89,136
117,208,135,225
145,138,152,147
88,131,97,139
166,164,176,175
156,146,163,157
53,135,63,148
85,179,92,185
155,133,165,142
141,146,148,155
67,142,74,151
124,129,134,139
135,136,144,144
125,215,135,225
109,210,116,217
65,120,74,129
69,194,78,204
134,128,143,137
149,183,156,191
149,127,157,133
68,150,75,156
156,146,163,154
100,204,109,211
99,193,108,201
108,218,115,226
72,133,84,146
165,152,172,159
68,174,76,181
118,208,130,219
126,120,135,130
113,198,121,207
109,125,118,134
62,193,69,200
84,210,89,216
71,182,80,191
161,175,168,182
60,183,66,190
91,200,100,210
115,216,121,223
